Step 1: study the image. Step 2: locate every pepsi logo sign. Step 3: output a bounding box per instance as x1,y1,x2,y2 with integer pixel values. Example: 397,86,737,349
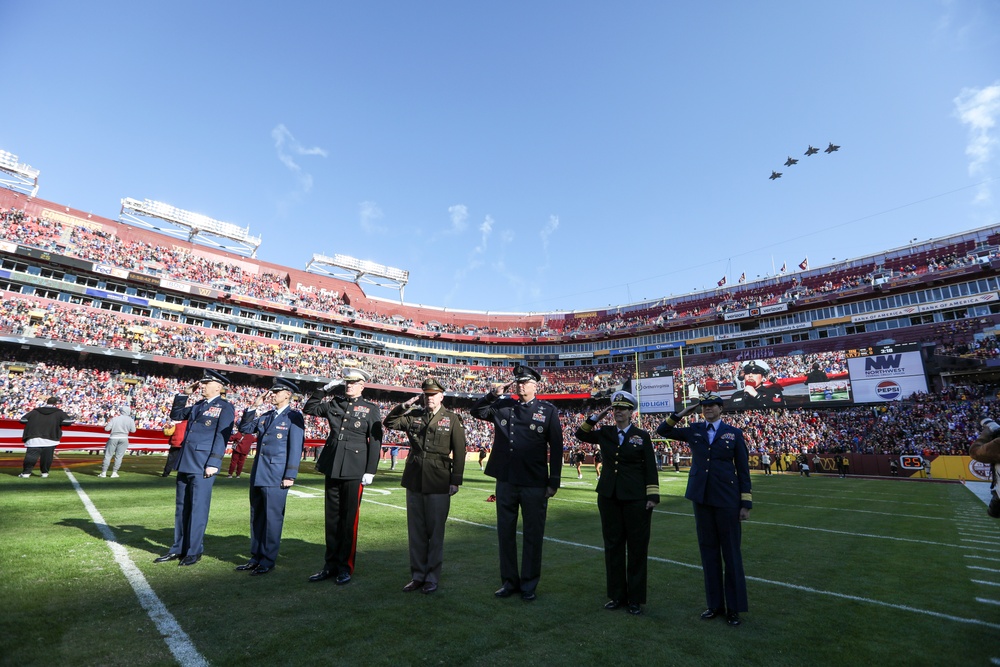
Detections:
875,380,901,400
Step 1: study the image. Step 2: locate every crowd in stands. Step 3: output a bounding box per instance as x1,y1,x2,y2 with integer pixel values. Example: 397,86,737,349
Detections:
1,347,995,461
5,205,997,342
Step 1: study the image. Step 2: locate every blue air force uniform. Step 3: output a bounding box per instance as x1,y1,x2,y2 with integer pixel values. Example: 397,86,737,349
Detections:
238,389,305,569
576,391,659,607
168,371,236,560
471,365,563,597
657,401,752,614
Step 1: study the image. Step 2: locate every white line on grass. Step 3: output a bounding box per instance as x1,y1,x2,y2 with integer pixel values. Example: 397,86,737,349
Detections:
363,497,1000,630
977,598,1000,606
65,469,209,667
972,579,1000,587
762,490,942,507
555,497,991,551
968,566,1000,574
966,554,1000,563
961,538,1000,546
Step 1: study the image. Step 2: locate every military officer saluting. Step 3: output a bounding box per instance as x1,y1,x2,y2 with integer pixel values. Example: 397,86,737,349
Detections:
304,368,382,585
472,364,563,602
729,360,785,409
576,390,659,615
657,393,752,626
234,377,305,576
383,378,467,594
156,369,236,566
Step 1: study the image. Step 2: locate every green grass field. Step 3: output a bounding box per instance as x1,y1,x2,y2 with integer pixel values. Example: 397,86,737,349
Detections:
2,453,998,667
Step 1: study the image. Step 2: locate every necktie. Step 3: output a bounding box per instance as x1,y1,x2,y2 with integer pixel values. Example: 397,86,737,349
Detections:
707,423,715,442
618,430,626,445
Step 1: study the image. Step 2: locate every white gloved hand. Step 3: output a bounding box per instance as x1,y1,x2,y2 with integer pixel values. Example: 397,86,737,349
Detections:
322,379,343,392
361,473,374,486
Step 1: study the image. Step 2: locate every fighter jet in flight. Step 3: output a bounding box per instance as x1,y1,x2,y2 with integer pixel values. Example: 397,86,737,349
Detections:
825,142,840,153
804,145,820,156
784,156,799,167
769,171,782,180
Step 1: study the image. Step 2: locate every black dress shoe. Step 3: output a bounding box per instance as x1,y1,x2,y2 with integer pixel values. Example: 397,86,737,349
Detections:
520,591,537,602
235,561,259,571
700,608,724,620
154,553,181,563
308,569,333,582
421,582,438,594
250,566,272,576
726,612,741,626
494,586,518,598
335,572,352,585
627,603,642,615
402,580,424,592
178,554,201,566
604,600,623,611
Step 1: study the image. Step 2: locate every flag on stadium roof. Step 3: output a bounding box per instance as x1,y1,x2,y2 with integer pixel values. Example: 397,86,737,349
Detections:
717,276,727,287
780,262,787,274
738,272,746,284
799,257,809,270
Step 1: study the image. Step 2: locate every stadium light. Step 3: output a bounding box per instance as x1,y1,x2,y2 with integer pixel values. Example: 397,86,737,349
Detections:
305,253,410,302
119,197,262,257
0,150,40,197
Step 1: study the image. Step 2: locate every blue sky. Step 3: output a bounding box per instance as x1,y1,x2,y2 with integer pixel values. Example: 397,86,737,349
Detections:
2,1,998,314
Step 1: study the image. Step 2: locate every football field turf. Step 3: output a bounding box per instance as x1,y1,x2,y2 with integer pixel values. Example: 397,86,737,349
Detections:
2,453,998,667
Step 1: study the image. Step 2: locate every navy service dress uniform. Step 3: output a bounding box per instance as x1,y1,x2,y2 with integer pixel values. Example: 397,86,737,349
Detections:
472,365,563,600
657,394,752,619
303,368,382,582
165,370,236,564
576,391,659,610
237,378,305,573
383,378,467,591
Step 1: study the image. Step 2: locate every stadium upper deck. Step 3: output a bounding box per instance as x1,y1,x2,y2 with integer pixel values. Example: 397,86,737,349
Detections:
2,186,1000,381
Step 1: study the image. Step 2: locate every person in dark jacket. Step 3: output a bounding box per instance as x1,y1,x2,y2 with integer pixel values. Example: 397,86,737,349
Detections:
234,377,305,575
383,378,467,594
576,390,659,615
155,370,236,567
472,364,563,602
19,396,75,478
303,367,382,585
657,393,752,627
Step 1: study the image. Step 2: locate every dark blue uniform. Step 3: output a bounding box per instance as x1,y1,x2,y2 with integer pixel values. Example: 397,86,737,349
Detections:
472,391,563,596
657,415,752,614
576,420,659,605
304,390,382,576
238,406,305,568
169,393,236,558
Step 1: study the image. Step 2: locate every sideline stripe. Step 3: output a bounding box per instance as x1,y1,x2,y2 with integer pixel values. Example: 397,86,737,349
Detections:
972,580,1000,587
978,598,1000,607
968,566,1000,574
965,554,1000,563
363,497,1000,631
65,470,209,667
761,490,942,507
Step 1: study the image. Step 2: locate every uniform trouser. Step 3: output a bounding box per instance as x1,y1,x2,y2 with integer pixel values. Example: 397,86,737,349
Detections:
22,447,55,474
763,464,772,475
324,477,363,575
228,451,249,476
495,481,548,594
692,502,748,613
598,495,652,604
406,489,451,583
163,448,182,476
101,438,129,473
250,485,289,568
171,472,217,557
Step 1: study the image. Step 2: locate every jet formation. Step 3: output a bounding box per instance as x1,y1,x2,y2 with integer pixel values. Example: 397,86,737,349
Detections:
770,142,840,179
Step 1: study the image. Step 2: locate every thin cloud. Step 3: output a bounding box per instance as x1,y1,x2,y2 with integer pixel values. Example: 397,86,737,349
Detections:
954,82,1000,203
271,123,328,193
448,204,468,233
359,201,386,234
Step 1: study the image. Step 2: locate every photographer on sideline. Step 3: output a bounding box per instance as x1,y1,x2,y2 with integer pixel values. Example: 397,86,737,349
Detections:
970,418,1000,518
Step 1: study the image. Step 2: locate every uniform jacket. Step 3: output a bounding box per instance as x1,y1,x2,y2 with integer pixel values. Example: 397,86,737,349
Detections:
303,390,382,480
729,384,785,409
20,406,75,442
471,392,563,489
576,420,658,503
657,416,752,509
170,393,236,473
384,404,467,494
238,407,305,487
